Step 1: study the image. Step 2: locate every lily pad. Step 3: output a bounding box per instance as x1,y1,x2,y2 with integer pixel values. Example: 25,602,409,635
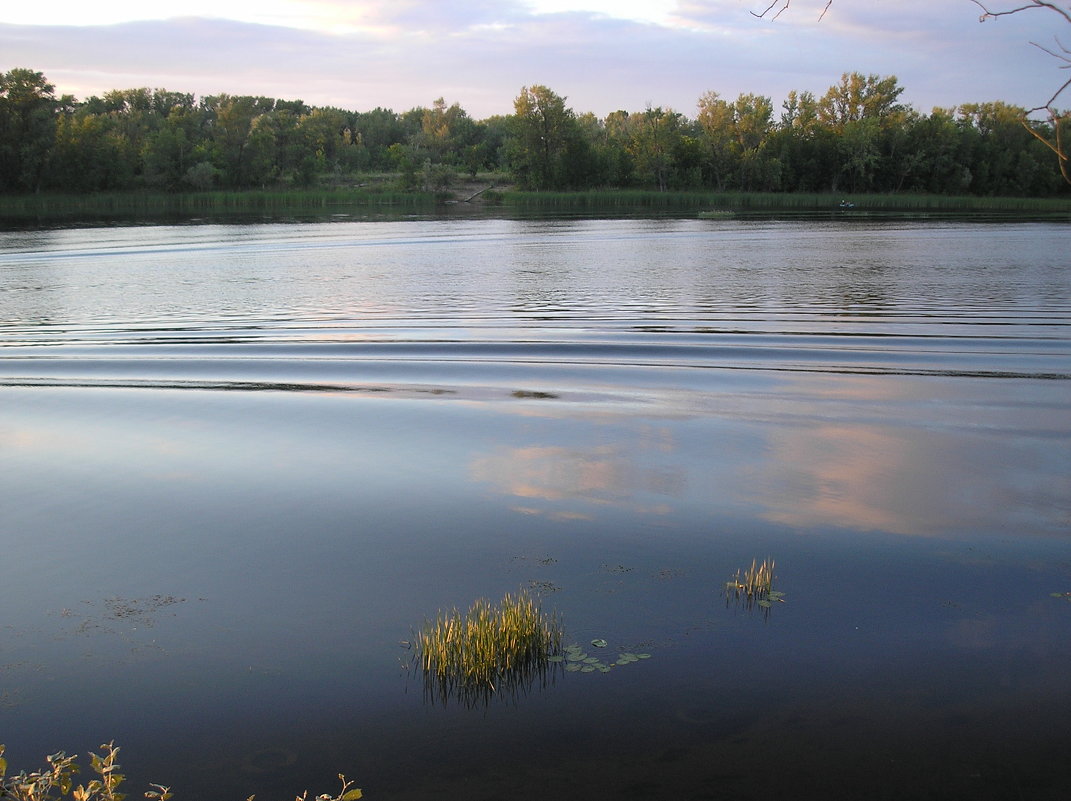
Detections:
591,638,608,648
546,655,565,663
565,663,582,672
757,599,772,608
581,665,596,673
583,656,600,664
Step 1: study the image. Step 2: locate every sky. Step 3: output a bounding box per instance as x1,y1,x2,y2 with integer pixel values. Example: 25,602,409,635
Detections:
1,0,1064,119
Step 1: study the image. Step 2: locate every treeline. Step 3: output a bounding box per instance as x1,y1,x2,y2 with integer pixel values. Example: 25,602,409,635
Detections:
1,67,1067,197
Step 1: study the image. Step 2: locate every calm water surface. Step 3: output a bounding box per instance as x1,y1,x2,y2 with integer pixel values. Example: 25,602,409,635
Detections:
1,217,1069,800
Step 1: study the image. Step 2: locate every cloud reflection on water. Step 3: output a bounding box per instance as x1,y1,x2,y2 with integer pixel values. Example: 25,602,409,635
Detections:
467,369,1068,540
470,440,685,516
741,372,1070,538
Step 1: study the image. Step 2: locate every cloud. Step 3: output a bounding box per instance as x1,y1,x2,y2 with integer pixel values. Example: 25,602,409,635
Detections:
0,1,1055,118
356,0,530,31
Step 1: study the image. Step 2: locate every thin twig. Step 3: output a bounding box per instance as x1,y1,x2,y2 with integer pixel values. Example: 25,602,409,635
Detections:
971,1,1071,25
751,0,832,20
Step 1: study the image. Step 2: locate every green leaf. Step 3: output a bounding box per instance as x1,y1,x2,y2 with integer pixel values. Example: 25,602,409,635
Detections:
636,653,651,659
757,600,772,608
581,665,596,672
583,657,600,664
590,638,608,648
342,789,364,800
565,663,582,672
546,655,564,662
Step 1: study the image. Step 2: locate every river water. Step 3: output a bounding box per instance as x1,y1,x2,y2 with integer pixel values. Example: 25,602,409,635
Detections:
1,216,1069,800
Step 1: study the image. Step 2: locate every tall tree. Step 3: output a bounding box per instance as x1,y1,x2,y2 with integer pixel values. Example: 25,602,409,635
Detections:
697,91,735,189
626,107,685,191
506,85,579,189
0,68,59,191
817,72,905,132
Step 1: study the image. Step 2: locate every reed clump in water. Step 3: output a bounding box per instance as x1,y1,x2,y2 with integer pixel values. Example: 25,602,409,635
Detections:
725,558,784,613
414,590,562,705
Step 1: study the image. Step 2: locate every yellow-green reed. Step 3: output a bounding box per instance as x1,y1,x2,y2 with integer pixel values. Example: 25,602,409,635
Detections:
414,591,563,706
726,558,776,601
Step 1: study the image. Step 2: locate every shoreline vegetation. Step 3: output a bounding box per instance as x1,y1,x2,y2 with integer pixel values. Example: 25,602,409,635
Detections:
2,182,1069,223
1,68,1069,211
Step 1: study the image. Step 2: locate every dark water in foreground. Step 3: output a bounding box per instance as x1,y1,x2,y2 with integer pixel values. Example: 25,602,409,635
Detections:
1,217,1069,800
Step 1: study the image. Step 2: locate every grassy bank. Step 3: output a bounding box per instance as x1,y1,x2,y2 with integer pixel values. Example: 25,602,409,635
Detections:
0,188,438,222
2,186,1069,223
500,189,1071,215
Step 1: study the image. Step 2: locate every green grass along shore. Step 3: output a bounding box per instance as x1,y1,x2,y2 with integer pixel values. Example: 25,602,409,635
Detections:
2,183,1069,220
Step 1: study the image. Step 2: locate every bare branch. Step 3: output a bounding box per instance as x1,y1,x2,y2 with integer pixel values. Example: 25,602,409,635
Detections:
1022,111,1070,182
751,1,791,20
1031,71,1071,109
971,1,1071,25
1029,37,1071,68
752,1,832,21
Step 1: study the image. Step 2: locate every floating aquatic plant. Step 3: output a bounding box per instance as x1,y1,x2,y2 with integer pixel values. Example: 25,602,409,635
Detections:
413,590,563,706
547,641,651,675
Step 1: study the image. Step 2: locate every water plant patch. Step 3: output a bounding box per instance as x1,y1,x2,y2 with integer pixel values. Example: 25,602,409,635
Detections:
547,640,651,675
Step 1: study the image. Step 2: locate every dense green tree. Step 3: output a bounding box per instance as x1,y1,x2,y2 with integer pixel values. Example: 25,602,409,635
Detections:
0,69,59,191
817,72,905,132
506,85,581,189
894,109,968,194
352,107,405,169
204,95,264,188
625,107,685,191
696,91,735,190
730,93,776,190
417,97,463,161
50,112,127,190
0,67,1067,197
697,91,779,190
